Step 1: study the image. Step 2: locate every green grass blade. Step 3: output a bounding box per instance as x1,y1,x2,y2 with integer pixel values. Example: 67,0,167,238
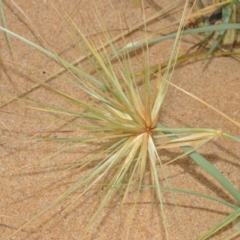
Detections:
110,183,238,210
0,0,13,55
0,26,106,90
198,207,240,240
122,24,240,53
204,1,233,59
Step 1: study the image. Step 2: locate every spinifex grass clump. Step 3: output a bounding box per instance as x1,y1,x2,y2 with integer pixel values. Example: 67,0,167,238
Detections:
1,1,240,239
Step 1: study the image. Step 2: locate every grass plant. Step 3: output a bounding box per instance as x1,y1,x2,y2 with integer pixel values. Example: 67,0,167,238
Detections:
0,0,240,239
123,0,240,59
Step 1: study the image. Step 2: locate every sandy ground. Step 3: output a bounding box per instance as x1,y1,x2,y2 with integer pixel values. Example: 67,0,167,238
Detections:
0,1,240,239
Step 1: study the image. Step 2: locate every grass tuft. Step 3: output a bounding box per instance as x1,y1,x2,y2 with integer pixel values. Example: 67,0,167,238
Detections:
0,1,240,239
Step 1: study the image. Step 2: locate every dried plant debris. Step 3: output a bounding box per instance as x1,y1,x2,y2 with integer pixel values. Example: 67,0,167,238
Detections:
190,0,240,46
